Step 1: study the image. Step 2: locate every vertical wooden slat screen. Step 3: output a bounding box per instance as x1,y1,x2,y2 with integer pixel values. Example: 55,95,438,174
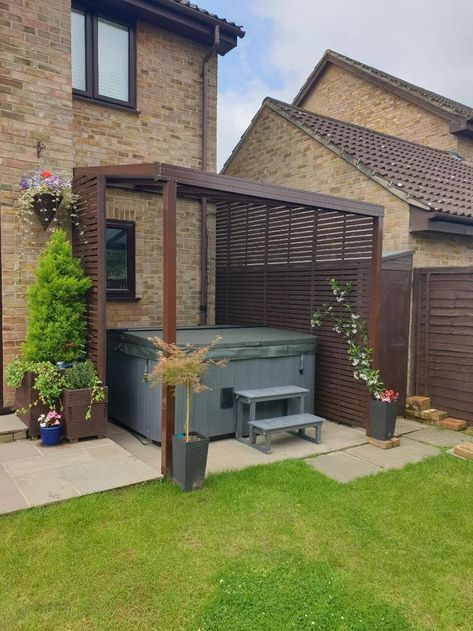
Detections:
413,267,473,424
216,201,375,427
72,175,107,381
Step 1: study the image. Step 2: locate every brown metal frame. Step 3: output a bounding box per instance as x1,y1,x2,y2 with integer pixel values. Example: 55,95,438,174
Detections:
73,162,383,476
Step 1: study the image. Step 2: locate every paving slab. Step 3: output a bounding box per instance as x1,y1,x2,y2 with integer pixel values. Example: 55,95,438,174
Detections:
0,465,28,513
407,426,473,448
395,417,425,435
0,414,27,433
346,438,439,470
306,451,382,483
3,449,94,478
0,440,40,464
60,453,158,494
13,471,80,506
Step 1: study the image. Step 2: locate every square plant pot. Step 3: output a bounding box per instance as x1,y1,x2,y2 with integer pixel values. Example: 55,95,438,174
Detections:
369,399,397,441
173,432,209,491
15,372,48,439
60,387,108,442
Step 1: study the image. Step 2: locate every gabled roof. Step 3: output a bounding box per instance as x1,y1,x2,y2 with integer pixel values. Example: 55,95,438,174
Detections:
225,97,473,219
293,50,473,129
112,0,244,54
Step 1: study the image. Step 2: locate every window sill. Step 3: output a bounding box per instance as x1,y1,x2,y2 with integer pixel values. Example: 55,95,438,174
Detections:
107,295,141,303
73,94,140,115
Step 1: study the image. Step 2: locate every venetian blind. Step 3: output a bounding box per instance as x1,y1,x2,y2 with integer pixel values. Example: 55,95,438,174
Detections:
97,18,129,102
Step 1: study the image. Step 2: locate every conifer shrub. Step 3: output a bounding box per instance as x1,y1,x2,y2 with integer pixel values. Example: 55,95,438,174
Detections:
22,229,91,363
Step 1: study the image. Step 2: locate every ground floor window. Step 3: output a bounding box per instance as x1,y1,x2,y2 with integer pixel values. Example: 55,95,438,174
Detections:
106,220,136,300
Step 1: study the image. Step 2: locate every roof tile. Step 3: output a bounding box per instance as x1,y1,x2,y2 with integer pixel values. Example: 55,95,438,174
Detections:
269,98,473,218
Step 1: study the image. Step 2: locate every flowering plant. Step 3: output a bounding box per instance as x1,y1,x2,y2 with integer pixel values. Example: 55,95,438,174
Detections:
147,337,227,442
18,169,79,221
312,278,391,400
379,389,399,403
38,411,62,428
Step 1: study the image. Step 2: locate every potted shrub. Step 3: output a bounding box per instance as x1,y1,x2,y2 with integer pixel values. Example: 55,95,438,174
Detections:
38,411,63,446
60,360,107,441
6,229,92,436
147,337,226,491
6,359,65,438
312,278,399,440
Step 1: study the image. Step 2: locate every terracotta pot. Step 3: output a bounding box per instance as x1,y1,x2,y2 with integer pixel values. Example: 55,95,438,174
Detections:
60,387,108,441
15,372,49,439
32,192,62,229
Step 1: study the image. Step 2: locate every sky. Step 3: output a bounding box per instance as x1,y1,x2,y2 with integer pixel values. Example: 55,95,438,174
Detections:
201,0,473,169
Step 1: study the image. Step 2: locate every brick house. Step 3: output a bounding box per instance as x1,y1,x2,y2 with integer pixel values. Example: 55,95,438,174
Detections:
0,0,244,406
223,50,473,422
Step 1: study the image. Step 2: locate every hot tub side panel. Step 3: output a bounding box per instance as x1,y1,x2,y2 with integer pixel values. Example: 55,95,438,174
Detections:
107,329,316,443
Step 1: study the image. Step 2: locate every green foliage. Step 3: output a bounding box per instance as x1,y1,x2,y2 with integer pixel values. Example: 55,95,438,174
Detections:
6,358,63,410
62,360,106,419
148,337,227,440
22,229,91,363
6,358,105,417
312,278,384,397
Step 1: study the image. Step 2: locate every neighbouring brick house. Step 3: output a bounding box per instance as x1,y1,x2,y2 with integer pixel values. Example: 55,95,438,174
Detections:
0,0,243,406
224,50,473,423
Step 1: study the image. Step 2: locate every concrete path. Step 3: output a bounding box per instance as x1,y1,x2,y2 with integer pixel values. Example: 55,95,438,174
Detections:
0,436,159,514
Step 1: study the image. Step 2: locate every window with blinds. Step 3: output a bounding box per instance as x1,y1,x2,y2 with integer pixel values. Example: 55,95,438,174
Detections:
71,10,86,91
70,6,136,109
97,18,130,102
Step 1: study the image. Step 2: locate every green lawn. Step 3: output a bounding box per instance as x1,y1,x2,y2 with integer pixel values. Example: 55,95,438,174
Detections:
1,453,472,630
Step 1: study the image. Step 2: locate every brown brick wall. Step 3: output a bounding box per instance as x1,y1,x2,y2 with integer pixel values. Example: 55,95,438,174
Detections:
106,189,215,329
224,105,473,269
0,4,217,403
73,20,217,171
0,0,74,402
300,63,473,160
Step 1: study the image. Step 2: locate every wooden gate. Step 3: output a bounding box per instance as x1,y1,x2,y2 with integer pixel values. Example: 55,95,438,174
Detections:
413,267,473,424
379,252,413,412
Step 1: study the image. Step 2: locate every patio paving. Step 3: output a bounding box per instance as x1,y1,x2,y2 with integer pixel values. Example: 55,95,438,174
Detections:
406,426,473,448
108,419,370,474
0,416,467,514
0,435,159,515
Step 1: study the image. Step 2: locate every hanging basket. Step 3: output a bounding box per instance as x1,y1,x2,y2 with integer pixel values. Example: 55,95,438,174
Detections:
32,192,62,230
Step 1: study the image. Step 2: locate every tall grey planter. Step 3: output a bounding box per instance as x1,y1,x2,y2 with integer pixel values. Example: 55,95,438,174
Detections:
172,432,209,491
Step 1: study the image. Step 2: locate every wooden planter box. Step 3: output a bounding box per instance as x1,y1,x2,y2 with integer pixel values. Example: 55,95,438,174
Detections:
15,372,48,439
60,387,108,442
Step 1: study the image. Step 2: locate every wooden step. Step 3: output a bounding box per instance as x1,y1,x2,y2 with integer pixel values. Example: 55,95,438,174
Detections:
235,385,309,402
0,414,28,443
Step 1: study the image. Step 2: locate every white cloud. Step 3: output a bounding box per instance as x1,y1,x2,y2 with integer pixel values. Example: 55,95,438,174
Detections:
216,0,473,168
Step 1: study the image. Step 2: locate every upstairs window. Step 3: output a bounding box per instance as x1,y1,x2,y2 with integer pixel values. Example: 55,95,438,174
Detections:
106,220,136,300
71,5,136,109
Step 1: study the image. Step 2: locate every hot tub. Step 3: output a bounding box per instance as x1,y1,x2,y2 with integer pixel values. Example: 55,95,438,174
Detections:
107,326,317,442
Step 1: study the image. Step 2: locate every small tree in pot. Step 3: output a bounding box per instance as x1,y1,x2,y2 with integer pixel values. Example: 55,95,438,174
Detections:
147,337,226,491
312,279,399,440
